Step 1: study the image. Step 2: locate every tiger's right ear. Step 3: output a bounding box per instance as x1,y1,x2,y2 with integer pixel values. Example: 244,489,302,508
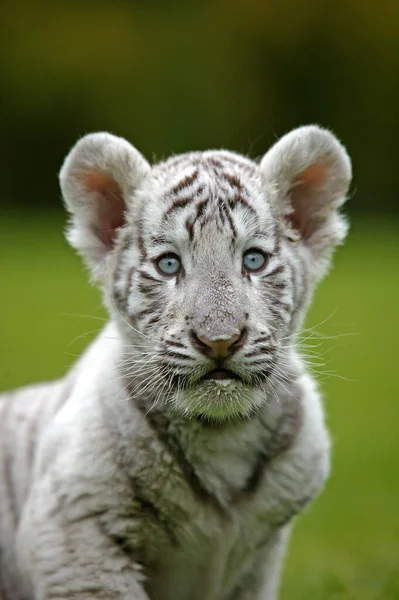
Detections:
59,132,150,280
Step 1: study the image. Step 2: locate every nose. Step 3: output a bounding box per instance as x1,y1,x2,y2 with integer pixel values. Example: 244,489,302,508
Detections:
190,329,247,359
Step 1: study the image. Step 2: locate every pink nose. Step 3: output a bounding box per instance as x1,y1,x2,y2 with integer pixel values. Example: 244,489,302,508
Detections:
190,330,247,358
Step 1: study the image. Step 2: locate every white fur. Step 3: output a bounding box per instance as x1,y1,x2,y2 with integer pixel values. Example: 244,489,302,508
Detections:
11,326,329,600
0,126,351,600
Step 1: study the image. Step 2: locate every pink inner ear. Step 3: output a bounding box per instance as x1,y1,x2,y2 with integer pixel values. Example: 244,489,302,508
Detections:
297,164,327,187
82,170,126,247
288,162,329,240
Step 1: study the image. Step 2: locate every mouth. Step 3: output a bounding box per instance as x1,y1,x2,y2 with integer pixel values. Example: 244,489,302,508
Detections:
169,368,243,390
203,369,240,381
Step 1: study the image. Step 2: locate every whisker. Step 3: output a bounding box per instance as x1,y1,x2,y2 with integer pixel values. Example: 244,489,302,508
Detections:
60,312,107,322
109,291,158,344
67,329,104,347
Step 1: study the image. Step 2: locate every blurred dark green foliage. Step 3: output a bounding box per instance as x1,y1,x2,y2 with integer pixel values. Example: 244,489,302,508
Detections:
2,0,399,215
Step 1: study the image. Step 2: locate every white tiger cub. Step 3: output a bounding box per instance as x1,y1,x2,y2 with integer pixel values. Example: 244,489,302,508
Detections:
0,126,351,600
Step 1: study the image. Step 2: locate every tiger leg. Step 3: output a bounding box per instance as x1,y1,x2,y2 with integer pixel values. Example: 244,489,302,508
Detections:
15,475,149,600
228,526,292,600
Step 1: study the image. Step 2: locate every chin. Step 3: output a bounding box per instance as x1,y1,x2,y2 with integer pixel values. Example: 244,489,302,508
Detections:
171,379,264,422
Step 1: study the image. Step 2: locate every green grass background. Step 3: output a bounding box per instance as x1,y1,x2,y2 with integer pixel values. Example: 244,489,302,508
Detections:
1,213,398,599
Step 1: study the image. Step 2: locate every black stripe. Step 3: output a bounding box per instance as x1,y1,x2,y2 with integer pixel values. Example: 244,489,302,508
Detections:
138,271,161,284
169,169,199,195
151,234,169,245
185,217,194,241
243,345,274,358
268,306,285,323
253,335,272,344
165,196,193,215
218,201,226,225
145,314,162,326
267,264,285,278
273,299,292,313
227,194,257,215
271,281,288,291
222,172,244,191
166,340,186,349
207,157,224,169
195,199,208,221
137,282,161,299
244,358,273,367
161,350,190,361
219,202,237,240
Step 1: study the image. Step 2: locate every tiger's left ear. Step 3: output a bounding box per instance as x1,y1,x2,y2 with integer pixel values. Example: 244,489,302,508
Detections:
260,125,352,268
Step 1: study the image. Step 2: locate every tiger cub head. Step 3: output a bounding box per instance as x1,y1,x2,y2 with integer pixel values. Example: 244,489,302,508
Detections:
60,126,351,421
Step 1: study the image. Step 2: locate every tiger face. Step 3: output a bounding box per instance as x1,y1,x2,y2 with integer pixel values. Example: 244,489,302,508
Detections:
60,127,351,421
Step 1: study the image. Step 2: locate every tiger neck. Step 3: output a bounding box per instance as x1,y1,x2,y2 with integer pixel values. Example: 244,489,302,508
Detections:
125,375,302,508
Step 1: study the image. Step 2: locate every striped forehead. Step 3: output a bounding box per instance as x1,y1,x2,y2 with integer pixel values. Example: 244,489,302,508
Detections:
137,151,278,256
153,152,270,235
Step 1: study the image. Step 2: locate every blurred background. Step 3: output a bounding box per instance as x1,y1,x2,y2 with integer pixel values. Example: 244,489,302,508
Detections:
1,1,398,598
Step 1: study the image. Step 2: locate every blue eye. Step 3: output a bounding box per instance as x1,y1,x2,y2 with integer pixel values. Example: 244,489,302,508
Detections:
243,249,267,272
156,254,181,276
